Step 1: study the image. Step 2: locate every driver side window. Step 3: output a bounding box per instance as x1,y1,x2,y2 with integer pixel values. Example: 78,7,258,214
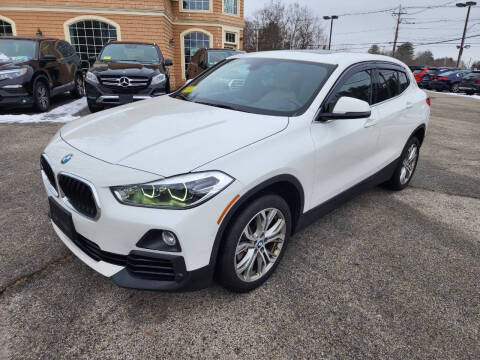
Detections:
326,70,372,112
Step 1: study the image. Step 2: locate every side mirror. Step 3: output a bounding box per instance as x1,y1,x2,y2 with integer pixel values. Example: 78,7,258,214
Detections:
164,58,173,67
89,55,97,66
317,96,371,121
40,55,57,62
199,61,208,70
80,60,90,70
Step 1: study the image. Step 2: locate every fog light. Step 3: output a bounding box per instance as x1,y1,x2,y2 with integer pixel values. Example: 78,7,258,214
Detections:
162,231,177,246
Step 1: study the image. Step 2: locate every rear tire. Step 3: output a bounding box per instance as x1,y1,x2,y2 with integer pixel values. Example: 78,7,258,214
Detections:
88,101,103,113
385,137,420,191
71,73,84,99
216,194,291,293
34,80,50,112
451,84,460,93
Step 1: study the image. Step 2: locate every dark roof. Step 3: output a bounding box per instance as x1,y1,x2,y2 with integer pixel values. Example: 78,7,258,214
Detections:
0,36,56,41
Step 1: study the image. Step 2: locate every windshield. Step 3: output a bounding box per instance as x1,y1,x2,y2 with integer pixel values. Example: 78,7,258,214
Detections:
0,40,36,61
207,51,238,66
99,43,160,63
172,58,335,116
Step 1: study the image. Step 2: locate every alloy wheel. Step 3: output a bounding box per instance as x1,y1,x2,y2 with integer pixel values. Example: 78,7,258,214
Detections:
37,85,49,110
400,143,418,185
234,208,286,282
76,75,84,96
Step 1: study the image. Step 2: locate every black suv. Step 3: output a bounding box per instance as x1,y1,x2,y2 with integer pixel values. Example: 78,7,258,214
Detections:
85,41,172,112
0,37,84,112
186,48,245,80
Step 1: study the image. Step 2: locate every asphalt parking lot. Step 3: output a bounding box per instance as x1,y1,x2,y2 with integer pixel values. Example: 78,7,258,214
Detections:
0,92,479,359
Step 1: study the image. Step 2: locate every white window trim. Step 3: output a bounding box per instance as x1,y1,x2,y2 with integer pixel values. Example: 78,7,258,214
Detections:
180,0,213,14
63,15,122,43
180,28,213,80
222,26,240,49
222,0,240,17
0,15,17,35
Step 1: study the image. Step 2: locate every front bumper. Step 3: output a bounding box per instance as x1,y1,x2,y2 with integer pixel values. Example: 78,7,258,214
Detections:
0,85,33,108
42,138,241,290
458,84,480,93
85,80,167,107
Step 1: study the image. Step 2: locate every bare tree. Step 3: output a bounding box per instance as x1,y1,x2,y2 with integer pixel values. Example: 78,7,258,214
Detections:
243,0,325,52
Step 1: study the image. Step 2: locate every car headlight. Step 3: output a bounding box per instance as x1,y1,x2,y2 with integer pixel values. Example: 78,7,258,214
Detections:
111,171,234,209
0,68,27,81
150,73,166,86
85,71,99,84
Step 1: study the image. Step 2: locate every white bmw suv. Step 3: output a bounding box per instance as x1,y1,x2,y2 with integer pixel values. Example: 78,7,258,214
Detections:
41,51,430,292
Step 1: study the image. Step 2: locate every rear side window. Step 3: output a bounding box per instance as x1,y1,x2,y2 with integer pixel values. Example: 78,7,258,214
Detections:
398,71,409,92
464,72,480,79
57,40,75,58
376,70,400,103
326,70,372,112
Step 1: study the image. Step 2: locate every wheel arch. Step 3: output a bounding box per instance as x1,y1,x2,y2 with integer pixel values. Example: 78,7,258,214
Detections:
410,124,426,146
29,72,50,94
210,174,305,267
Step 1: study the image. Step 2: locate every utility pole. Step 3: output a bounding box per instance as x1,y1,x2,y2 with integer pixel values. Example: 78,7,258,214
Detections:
323,16,338,50
456,2,477,68
392,5,407,57
256,27,259,52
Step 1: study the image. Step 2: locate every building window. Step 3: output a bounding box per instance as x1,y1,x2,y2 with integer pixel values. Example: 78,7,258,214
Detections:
0,20,13,36
69,20,117,64
183,0,209,11
225,32,236,44
224,0,238,14
184,31,210,73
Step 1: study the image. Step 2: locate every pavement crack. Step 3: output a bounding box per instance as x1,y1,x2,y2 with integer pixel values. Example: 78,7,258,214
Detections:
410,185,480,200
0,254,73,298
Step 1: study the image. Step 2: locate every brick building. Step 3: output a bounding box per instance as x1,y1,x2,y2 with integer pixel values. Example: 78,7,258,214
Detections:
0,0,245,88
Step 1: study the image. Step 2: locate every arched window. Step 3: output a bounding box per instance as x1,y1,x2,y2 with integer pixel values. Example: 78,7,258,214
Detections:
183,31,210,73
0,20,13,36
68,19,118,63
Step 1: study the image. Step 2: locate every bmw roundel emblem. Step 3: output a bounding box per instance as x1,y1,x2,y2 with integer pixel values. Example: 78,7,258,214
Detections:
61,154,73,164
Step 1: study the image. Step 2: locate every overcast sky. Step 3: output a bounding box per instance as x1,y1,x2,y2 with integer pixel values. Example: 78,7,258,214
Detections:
244,0,480,65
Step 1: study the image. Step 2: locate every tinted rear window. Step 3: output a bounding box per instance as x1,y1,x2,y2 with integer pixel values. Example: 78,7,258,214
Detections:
376,70,400,103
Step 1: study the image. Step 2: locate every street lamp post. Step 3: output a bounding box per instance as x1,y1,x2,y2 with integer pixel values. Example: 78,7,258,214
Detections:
323,15,338,50
456,2,477,68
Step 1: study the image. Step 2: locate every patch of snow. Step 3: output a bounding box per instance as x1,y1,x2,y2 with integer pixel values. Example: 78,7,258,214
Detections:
0,98,87,124
427,90,480,100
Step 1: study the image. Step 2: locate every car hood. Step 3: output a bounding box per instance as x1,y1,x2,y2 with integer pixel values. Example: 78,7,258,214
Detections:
60,96,288,177
91,61,162,77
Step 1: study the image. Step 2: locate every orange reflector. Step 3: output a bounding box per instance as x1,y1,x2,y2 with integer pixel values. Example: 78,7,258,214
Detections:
217,195,240,225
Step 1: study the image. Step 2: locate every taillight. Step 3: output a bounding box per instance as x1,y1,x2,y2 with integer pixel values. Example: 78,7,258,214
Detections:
474,78,480,83
437,77,449,81
426,97,431,107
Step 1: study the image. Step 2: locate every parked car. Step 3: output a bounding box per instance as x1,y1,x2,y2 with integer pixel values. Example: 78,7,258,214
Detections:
41,51,430,292
418,67,456,89
429,70,469,92
186,48,245,79
409,65,425,73
0,36,84,112
458,71,480,94
85,41,173,113
413,67,430,83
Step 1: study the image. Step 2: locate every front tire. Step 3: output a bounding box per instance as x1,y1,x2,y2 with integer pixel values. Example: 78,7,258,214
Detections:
216,194,292,292
88,100,103,113
385,137,420,191
34,80,50,112
451,83,460,93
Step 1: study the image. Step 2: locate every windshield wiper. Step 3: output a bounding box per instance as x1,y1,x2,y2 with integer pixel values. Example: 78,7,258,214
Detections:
173,92,190,101
193,101,238,111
